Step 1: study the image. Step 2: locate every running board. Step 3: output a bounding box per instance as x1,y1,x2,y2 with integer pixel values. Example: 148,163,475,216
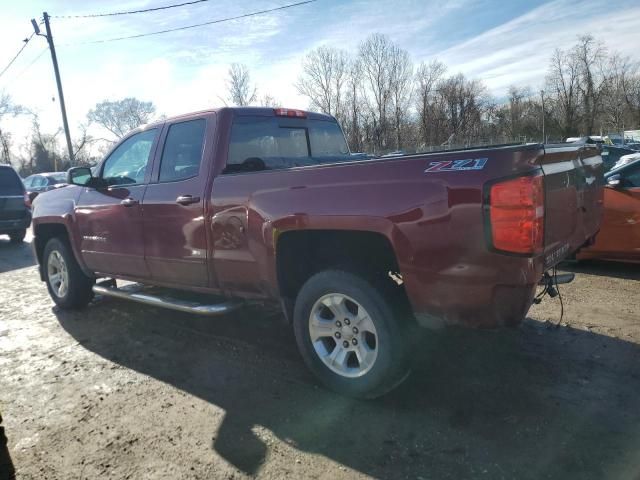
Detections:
92,283,242,316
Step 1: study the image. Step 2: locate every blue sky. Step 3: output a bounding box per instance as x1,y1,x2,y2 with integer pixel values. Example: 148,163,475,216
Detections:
1,0,639,149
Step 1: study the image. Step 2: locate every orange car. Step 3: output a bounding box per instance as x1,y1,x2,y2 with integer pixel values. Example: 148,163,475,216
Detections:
578,159,640,262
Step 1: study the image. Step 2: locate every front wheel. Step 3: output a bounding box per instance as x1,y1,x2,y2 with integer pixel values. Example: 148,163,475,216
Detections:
43,237,94,309
293,270,411,399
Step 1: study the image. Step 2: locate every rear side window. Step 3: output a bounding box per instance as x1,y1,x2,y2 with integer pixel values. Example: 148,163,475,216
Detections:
0,168,23,195
225,116,350,174
159,119,206,182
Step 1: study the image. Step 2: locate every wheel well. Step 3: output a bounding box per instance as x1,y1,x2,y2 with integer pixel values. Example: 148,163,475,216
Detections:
34,224,70,271
276,230,402,302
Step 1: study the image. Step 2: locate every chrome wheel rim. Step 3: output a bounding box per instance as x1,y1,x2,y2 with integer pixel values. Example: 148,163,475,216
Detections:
309,293,378,378
47,250,69,298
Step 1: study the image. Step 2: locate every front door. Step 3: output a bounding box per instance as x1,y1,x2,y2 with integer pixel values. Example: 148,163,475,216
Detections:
76,128,160,278
142,117,210,287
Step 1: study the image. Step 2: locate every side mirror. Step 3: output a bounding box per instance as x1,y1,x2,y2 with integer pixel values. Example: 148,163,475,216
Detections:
67,166,93,186
607,174,622,188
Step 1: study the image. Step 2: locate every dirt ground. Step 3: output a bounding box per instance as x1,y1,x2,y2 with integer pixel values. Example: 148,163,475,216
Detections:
1,234,639,480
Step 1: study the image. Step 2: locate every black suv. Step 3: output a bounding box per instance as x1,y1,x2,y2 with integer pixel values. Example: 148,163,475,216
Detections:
0,165,31,243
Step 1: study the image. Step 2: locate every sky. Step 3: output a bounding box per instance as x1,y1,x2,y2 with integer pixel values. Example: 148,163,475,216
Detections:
1,0,639,154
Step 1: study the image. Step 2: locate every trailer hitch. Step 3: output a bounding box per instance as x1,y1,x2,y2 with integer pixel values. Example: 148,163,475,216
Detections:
534,271,574,303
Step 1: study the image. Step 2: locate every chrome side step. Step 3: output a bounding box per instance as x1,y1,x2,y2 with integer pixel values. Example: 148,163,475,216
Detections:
92,283,242,316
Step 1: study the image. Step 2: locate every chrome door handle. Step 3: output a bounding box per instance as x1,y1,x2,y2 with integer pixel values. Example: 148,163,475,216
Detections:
176,195,200,206
121,197,138,207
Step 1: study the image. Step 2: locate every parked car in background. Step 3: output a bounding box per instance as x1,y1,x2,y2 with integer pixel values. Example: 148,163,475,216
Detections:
0,165,31,243
578,158,640,263
22,172,68,202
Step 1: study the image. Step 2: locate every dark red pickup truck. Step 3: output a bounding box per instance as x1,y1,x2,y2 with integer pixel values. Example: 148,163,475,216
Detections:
32,107,603,397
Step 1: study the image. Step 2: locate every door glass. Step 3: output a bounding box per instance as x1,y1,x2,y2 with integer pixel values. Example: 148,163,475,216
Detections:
23,176,34,188
158,119,206,182
102,129,157,186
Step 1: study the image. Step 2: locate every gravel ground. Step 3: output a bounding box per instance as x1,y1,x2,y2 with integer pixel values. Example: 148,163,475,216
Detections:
1,235,639,479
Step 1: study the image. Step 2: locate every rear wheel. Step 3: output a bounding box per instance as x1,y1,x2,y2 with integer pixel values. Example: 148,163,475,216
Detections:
293,270,411,399
8,229,26,243
43,237,94,309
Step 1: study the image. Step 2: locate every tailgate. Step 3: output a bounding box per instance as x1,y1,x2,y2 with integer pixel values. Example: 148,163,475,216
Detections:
539,144,604,267
0,196,28,221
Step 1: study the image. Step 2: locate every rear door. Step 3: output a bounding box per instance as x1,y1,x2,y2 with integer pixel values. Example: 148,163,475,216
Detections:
75,128,160,277
539,144,604,267
142,115,211,287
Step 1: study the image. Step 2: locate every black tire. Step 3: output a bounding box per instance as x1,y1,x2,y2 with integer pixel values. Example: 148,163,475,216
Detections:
43,237,94,309
8,229,26,243
293,270,411,399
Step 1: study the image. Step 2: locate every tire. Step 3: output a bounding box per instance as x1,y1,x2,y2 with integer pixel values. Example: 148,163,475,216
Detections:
293,270,411,399
8,229,26,243
43,237,94,309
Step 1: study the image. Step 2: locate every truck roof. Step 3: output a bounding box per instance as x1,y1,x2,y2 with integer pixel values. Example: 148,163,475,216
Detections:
144,107,335,130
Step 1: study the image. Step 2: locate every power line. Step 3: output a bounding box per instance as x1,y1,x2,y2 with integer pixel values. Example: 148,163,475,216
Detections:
0,48,49,89
68,0,316,45
0,32,35,81
54,0,213,19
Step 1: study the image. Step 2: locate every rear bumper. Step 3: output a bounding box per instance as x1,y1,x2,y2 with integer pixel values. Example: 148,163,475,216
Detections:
413,283,537,329
403,256,543,329
0,214,31,234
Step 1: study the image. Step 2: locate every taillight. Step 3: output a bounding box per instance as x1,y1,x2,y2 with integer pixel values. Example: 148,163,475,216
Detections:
274,108,306,118
24,192,31,208
487,174,544,254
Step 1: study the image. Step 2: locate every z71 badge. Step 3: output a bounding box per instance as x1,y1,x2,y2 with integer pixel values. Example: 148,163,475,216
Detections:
424,158,487,173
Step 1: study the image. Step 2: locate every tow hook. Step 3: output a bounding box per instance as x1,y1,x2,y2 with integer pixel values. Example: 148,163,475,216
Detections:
534,271,575,303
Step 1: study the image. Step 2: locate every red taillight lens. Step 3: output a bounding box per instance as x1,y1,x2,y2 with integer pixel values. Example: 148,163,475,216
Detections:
488,175,544,254
24,192,31,208
274,108,306,118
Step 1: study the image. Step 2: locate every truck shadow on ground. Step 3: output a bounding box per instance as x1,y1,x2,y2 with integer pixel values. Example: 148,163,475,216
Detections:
55,299,640,479
0,238,35,273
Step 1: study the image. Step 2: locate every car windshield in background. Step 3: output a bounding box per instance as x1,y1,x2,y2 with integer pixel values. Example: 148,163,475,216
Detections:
0,168,23,196
50,173,67,184
225,117,350,173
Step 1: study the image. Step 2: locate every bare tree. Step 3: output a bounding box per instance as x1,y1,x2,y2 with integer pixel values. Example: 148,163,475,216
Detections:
389,45,413,150
0,93,23,164
358,33,396,152
546,48,581,138
344,59,365,152
574,35,609,134
622,69,640,128
226,63,257,107
296,46,349,123
259,93,280,108
415,60,446,146
87,98,156,139
602,54,633,131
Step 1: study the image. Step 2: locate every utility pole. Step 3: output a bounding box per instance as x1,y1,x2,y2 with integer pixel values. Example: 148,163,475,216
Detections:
32,13,74,168
540,90,545,144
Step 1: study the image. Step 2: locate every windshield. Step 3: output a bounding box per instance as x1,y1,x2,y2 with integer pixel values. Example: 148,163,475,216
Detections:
50,173,67,184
